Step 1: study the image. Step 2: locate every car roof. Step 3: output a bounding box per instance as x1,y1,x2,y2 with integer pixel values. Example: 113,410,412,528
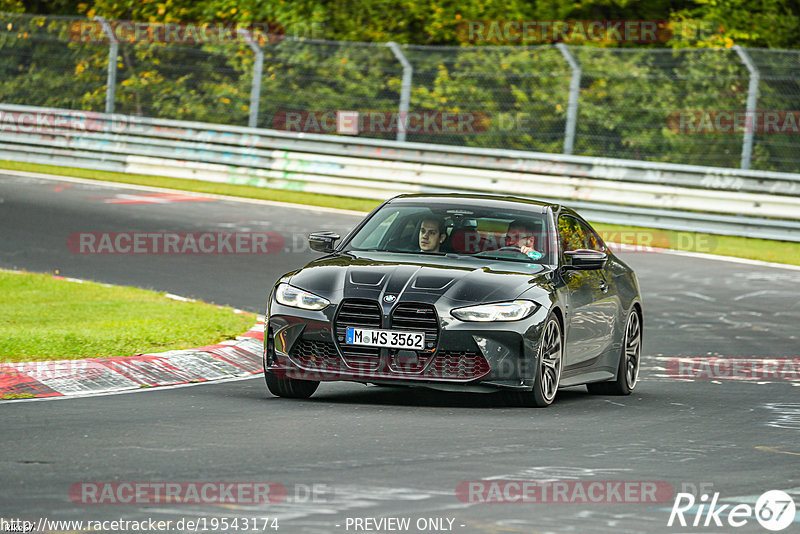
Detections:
387,193,558,214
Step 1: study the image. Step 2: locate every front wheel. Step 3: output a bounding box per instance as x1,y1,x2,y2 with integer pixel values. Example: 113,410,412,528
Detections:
264,370,319,399
507,314,563,407
263,324,319,399
587,309,641,395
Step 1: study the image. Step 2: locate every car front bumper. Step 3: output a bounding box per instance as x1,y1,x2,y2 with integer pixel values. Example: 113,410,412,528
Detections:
265,303,549,392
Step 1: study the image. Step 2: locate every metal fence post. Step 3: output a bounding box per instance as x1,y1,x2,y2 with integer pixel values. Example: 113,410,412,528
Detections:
556,43,581,156
94,16,118,114
386,42,412,142
733,46,760,170
239,28,264,129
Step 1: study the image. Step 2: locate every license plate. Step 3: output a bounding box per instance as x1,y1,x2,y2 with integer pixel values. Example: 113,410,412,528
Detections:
345,327,425,350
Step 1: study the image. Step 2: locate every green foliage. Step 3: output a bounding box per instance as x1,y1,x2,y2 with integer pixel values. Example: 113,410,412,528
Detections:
671,0,800,49
1,2,799,171
9,0,800,48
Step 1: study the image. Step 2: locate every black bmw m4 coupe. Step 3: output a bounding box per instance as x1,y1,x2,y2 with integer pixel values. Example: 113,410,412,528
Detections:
264,194,643,407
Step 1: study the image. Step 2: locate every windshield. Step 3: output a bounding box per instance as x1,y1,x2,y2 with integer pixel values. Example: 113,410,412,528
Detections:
343,200,555,264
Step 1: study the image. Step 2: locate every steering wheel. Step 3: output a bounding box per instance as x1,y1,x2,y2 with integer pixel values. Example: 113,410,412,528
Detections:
474,246,530,258
495,246,544,260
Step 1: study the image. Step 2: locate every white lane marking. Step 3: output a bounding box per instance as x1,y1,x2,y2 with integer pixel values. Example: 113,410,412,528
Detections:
165,293,197,302
632,245,800,272
677,291,716,302
718,486,800,503
764,403,800,431
484,466,631,481
733,289,784,301
103,192,215,204
0,168,367,216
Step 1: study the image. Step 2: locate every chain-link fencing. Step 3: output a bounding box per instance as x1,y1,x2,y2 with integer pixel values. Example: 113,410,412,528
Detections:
2,13,800,172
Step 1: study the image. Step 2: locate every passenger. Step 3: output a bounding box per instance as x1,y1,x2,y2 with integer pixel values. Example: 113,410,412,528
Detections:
418,216,447,253
505,219,543,260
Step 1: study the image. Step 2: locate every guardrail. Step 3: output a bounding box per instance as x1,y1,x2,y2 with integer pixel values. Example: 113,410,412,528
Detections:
1,103,800,241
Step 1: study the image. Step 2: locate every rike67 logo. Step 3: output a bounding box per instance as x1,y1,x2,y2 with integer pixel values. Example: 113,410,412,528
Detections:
668,490,796,531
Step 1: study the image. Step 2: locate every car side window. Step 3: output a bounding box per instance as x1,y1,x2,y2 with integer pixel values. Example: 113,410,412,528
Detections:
558,215,581,252
576,219,606,252
558,215,605,252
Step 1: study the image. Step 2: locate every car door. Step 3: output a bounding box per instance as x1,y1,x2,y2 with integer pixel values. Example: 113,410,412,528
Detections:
558,214,617,367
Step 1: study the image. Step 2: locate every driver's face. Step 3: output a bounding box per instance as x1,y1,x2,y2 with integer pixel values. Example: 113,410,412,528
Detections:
419,221,444,252
505,225,535,248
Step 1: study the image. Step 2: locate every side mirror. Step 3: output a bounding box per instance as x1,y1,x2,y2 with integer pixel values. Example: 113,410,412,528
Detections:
563,249,608,270
308,231,340,253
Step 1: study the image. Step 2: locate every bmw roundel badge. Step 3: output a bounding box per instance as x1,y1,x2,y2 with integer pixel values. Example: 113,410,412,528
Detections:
383,294,397,303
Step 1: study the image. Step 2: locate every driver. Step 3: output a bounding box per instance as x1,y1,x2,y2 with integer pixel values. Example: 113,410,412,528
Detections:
505,219,543,260
418,216,447,253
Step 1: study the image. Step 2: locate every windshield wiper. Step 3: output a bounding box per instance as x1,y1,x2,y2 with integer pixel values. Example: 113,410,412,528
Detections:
352,248,449,256
471,253,540,263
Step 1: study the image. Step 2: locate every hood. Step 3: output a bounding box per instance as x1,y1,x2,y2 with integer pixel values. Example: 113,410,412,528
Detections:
288,251,552,307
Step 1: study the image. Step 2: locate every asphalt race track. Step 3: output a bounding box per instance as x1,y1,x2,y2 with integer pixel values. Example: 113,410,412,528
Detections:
1,173,799,534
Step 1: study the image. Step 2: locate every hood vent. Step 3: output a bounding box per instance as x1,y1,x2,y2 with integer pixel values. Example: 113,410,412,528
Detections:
411,275,454,290
348,271,386,286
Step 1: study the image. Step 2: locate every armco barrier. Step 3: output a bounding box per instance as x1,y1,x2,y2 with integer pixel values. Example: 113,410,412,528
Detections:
1,103,800,241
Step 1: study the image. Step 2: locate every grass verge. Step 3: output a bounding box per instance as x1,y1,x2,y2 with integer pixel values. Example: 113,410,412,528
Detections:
2,160,798,266
0,270,256,363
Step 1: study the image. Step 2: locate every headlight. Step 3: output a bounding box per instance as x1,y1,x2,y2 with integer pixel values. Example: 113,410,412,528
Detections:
451,300,538,322
274,283,330,310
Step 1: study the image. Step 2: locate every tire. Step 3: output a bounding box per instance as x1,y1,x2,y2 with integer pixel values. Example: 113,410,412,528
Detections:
264,370,319,399
587,308,641,396
262,324,319,399
507,314,563,407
